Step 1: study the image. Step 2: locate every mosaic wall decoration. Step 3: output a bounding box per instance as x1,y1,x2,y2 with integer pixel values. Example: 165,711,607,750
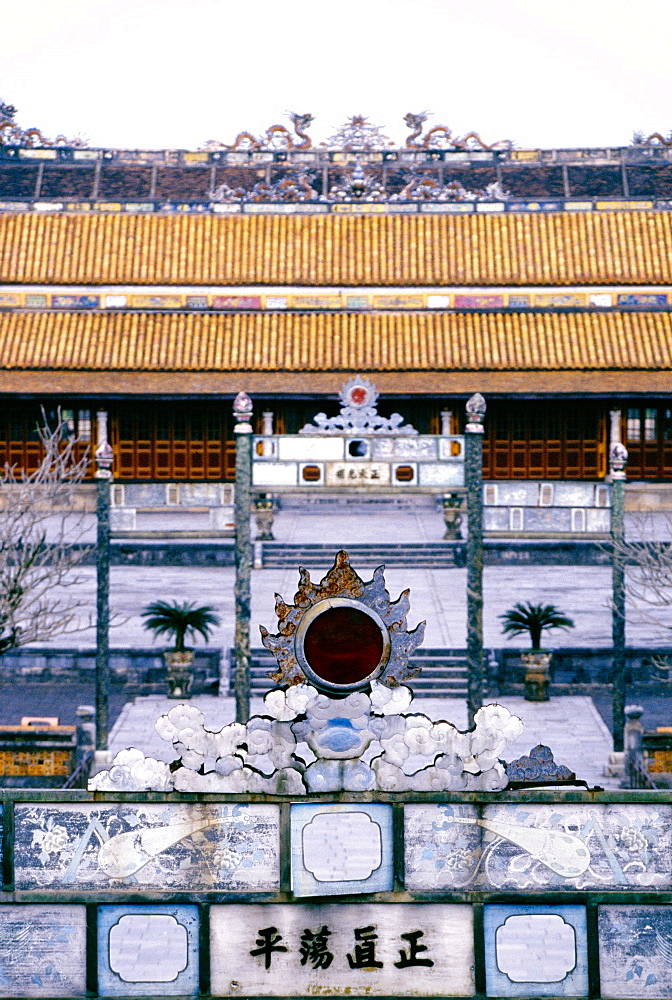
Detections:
618,293,668,307
211,295,262,309
483,904,588,997
14,802,279,891
454,294,505,308
98,904,199,996
290,804,393,897
0,904,86,997
210,902,474,996
599,905,672,998
51,294,99,308
404,803,672,891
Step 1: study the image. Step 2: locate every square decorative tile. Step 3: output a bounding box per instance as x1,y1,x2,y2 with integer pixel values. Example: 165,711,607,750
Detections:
211,902,474,996
291,803,393,896
484,904,588,997
14,802,279,890
599,905,672,997
0,904,86,996
97,904,199,996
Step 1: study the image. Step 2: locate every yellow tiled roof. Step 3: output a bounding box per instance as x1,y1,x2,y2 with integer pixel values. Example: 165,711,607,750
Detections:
1,309,671,372
2,211,672,286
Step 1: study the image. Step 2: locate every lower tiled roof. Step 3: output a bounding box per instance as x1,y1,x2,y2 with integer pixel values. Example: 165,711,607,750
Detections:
0,309,670,372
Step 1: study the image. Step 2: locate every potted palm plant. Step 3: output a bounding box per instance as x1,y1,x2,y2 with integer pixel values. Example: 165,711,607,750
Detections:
499,601,575,702
141,600,220,699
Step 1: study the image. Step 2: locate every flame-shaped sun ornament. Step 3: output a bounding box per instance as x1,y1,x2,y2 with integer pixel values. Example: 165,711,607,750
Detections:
260,550,426,693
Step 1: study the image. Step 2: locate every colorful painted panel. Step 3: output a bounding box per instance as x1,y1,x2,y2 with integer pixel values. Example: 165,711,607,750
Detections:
292,296,342,309
210,902,474,996
373,295,424,309
404,803,672,891
454,294,504,308
599,905,672,998
24,294,47,308
534,293,586,307
0,904,86,997
14,803,280,891
0,294,22,307
290,804,393,897
98,904,199,996
618,293,668,307
51,295,100,308
484,904,588,997
508,294,531,307
212,295,262,309
130,295,183,308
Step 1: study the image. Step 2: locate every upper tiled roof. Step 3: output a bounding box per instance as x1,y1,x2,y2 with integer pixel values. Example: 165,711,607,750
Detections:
1,309,671,372
3,211,672,287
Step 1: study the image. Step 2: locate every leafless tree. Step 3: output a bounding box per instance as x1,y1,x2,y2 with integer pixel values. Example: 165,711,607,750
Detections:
611,513,672,680
0,410,93,653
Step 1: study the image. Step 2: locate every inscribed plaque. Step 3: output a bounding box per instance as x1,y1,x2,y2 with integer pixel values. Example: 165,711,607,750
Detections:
14,802,279,891
291,803,393,896
326,462,390,486
98,904,199,996
0,904,86,997
599,905,672,998
210,902,474,996
484,904,588,997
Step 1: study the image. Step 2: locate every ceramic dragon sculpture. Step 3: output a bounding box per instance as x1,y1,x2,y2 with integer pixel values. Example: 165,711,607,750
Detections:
404,111,513,151
0,99,86,148
205,112,313,151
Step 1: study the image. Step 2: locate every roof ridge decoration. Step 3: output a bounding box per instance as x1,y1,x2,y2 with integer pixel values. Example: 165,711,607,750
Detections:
0,99,87,149
298,376,419,435
204,111,314,151
403,111,514,151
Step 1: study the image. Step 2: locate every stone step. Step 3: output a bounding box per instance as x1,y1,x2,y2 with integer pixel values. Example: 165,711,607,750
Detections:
227,648,472,698
259,542,464,568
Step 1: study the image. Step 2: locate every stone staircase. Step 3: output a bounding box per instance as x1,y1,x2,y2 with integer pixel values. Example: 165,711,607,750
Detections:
257,541,465,569
228,648,471,698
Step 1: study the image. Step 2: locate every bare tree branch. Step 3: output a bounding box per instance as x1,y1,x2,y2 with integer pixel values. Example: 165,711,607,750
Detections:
0,408,94,652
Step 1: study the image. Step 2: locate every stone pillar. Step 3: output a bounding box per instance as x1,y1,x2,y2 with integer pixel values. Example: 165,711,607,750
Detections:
233,392,253,724
261,411,274,456
623,704,644,788
95,410,113,753
610,432,628,751
465,393,486,728
440,410,452,437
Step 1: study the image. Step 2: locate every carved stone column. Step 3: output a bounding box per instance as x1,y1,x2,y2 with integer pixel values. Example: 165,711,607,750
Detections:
465,393,486,728
95,410,113,755
234,392,253,724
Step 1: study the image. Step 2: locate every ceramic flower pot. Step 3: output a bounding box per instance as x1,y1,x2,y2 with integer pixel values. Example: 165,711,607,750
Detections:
164,649,195,699
521,650,552,702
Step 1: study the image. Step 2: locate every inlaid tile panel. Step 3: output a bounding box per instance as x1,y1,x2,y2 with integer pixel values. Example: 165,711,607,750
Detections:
290,803,393,897
14,802,279,890
599,905,672,998
98,904,199,996
0,904,86,997
405,803,672,891
484,904,588,997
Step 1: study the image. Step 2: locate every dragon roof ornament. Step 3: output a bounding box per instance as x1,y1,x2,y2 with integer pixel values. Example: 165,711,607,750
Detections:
299,375,419,435
0,99,87,148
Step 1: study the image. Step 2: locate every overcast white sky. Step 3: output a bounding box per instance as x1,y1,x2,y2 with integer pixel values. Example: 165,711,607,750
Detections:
3,0,671,151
